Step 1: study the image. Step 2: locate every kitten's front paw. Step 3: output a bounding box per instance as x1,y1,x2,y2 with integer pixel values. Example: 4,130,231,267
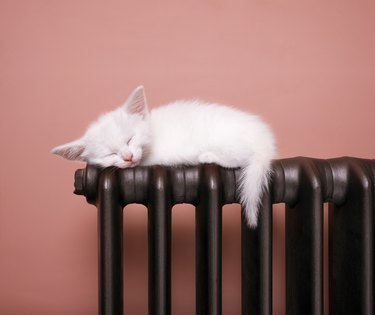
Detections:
198,152,219,164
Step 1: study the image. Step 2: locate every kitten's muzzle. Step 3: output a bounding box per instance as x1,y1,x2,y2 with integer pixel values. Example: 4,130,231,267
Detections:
122,152,134,162
121,152,140,167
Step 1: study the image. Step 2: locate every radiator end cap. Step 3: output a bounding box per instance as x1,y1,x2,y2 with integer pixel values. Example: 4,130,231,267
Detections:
74,168,85,195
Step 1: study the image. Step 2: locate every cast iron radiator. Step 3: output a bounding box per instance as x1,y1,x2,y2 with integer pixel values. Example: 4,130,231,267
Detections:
73,157,374,315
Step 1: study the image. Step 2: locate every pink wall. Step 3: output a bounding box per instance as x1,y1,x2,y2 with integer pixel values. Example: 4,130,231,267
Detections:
1,0,374,314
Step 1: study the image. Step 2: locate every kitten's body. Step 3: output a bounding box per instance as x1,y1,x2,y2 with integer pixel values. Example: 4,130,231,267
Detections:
52,86,276,227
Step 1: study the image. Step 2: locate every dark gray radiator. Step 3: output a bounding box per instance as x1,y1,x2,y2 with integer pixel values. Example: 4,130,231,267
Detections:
73,157,374,315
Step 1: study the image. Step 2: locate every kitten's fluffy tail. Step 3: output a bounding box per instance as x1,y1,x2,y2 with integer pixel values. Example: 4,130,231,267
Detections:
239,155,273,228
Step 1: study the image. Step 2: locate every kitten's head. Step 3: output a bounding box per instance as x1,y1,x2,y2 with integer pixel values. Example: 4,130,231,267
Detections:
51,86,151,168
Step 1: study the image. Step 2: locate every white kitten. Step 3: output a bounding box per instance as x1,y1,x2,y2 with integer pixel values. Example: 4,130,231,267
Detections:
52,86,276,227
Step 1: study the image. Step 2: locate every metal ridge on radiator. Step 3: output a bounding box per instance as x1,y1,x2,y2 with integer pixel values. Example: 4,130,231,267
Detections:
73,157,374,315
74,157,375,205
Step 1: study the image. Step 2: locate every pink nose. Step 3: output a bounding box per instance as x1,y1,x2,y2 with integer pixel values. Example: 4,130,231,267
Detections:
123,153,134,162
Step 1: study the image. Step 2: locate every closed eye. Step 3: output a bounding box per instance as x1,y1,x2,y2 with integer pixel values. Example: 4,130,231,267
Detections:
126,137,133,145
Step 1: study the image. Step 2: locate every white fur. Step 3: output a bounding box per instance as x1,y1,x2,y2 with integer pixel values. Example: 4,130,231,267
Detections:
51,86,277,227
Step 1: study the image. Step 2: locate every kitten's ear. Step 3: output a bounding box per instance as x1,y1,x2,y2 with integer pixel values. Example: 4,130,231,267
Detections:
122,85,149,116
51,139,86,161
